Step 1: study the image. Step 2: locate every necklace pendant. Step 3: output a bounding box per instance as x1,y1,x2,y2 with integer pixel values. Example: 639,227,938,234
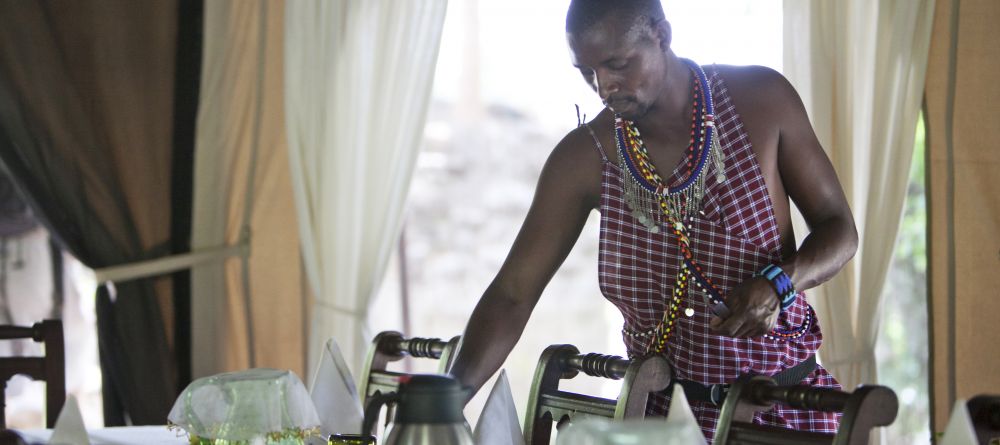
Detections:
712,130,727,184
632,210,646,224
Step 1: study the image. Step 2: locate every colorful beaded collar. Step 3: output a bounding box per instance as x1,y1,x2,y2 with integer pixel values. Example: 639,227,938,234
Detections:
615,58,725,229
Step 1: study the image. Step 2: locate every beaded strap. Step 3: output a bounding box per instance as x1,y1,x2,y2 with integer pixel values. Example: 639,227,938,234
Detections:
760,264,796,311
763,305,814,341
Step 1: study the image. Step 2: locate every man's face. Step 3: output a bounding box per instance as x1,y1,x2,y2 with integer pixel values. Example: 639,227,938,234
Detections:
568,15,668,121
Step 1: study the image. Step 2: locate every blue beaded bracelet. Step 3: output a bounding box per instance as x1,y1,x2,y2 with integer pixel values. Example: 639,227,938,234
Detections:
760,264,796,311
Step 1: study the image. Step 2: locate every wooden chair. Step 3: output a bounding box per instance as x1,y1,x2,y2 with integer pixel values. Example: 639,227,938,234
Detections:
523,344,672,445
357,331,460,434
0,320,65,429
714,374,898,445
967,395,1000,444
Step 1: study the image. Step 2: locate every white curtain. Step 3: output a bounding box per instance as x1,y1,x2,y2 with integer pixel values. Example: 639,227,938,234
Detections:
782,0,935,390
284,0,448,377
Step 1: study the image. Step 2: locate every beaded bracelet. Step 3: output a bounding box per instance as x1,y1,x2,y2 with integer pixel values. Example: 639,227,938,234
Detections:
760,264,796,311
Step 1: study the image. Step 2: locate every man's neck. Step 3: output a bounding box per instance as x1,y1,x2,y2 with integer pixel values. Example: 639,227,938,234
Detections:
634,53,695,139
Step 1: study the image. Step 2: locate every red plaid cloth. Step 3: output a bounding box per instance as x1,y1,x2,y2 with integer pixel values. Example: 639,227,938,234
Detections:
594,66,841,442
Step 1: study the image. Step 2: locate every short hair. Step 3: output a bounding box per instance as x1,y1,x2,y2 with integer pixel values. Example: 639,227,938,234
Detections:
565,0,666,36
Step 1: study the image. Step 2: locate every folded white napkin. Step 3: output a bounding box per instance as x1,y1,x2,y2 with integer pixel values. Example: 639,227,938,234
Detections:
48,395,90,445
664,383,707,445
473,370,524,445
940,398,977,445
309,338,364,438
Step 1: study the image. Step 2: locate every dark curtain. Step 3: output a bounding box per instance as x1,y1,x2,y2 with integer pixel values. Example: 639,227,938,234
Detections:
0,1,181,425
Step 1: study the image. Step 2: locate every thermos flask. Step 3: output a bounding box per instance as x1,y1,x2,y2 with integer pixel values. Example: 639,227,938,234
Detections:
333,374,474,445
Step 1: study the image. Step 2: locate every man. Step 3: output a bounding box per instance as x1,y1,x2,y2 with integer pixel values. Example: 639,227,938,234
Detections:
448,0,857,440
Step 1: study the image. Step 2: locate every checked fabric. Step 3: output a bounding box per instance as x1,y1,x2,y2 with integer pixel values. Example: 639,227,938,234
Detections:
592,66,841,442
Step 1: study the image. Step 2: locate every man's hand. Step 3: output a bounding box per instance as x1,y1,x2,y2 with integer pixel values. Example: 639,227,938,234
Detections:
709,277,780,338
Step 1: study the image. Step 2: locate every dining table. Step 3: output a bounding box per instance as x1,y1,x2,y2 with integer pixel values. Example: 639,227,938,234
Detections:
14,426,187,445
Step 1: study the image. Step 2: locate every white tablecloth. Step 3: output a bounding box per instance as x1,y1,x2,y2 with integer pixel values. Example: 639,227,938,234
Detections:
16,426,187,444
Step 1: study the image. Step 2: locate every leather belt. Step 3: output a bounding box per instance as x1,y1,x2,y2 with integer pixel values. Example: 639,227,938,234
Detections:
673,354,817,406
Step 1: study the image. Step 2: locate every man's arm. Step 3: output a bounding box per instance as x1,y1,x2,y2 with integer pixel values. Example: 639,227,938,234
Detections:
712,68,857,338
448,128,600,396
774,74,857,292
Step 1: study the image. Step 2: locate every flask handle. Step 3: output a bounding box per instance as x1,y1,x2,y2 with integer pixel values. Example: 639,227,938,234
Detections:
362,391,399,437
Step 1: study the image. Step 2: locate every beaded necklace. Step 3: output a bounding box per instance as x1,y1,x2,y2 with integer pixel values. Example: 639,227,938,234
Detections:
615,59,809,355
617,59,725,230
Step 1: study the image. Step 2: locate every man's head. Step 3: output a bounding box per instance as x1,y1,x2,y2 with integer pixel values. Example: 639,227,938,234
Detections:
566,0,666,37
566,0,673,120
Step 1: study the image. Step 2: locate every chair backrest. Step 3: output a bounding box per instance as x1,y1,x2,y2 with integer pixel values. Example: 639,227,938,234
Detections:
357,331,460,434
967,395,1000,445
523,344,673,445
714,374,898,445
0,319,65,429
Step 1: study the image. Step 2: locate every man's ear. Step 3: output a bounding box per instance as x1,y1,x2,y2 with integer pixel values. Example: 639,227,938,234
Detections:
655,19,672,52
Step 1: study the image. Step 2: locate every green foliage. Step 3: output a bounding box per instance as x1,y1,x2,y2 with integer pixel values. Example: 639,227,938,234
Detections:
895,116,927,275
876,113,930,443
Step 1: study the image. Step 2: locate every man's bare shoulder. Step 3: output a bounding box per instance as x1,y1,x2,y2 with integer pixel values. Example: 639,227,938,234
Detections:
713,64,790,93
539,109,613,208
552,125,596,160
713,64,799,114
550,108,614,166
